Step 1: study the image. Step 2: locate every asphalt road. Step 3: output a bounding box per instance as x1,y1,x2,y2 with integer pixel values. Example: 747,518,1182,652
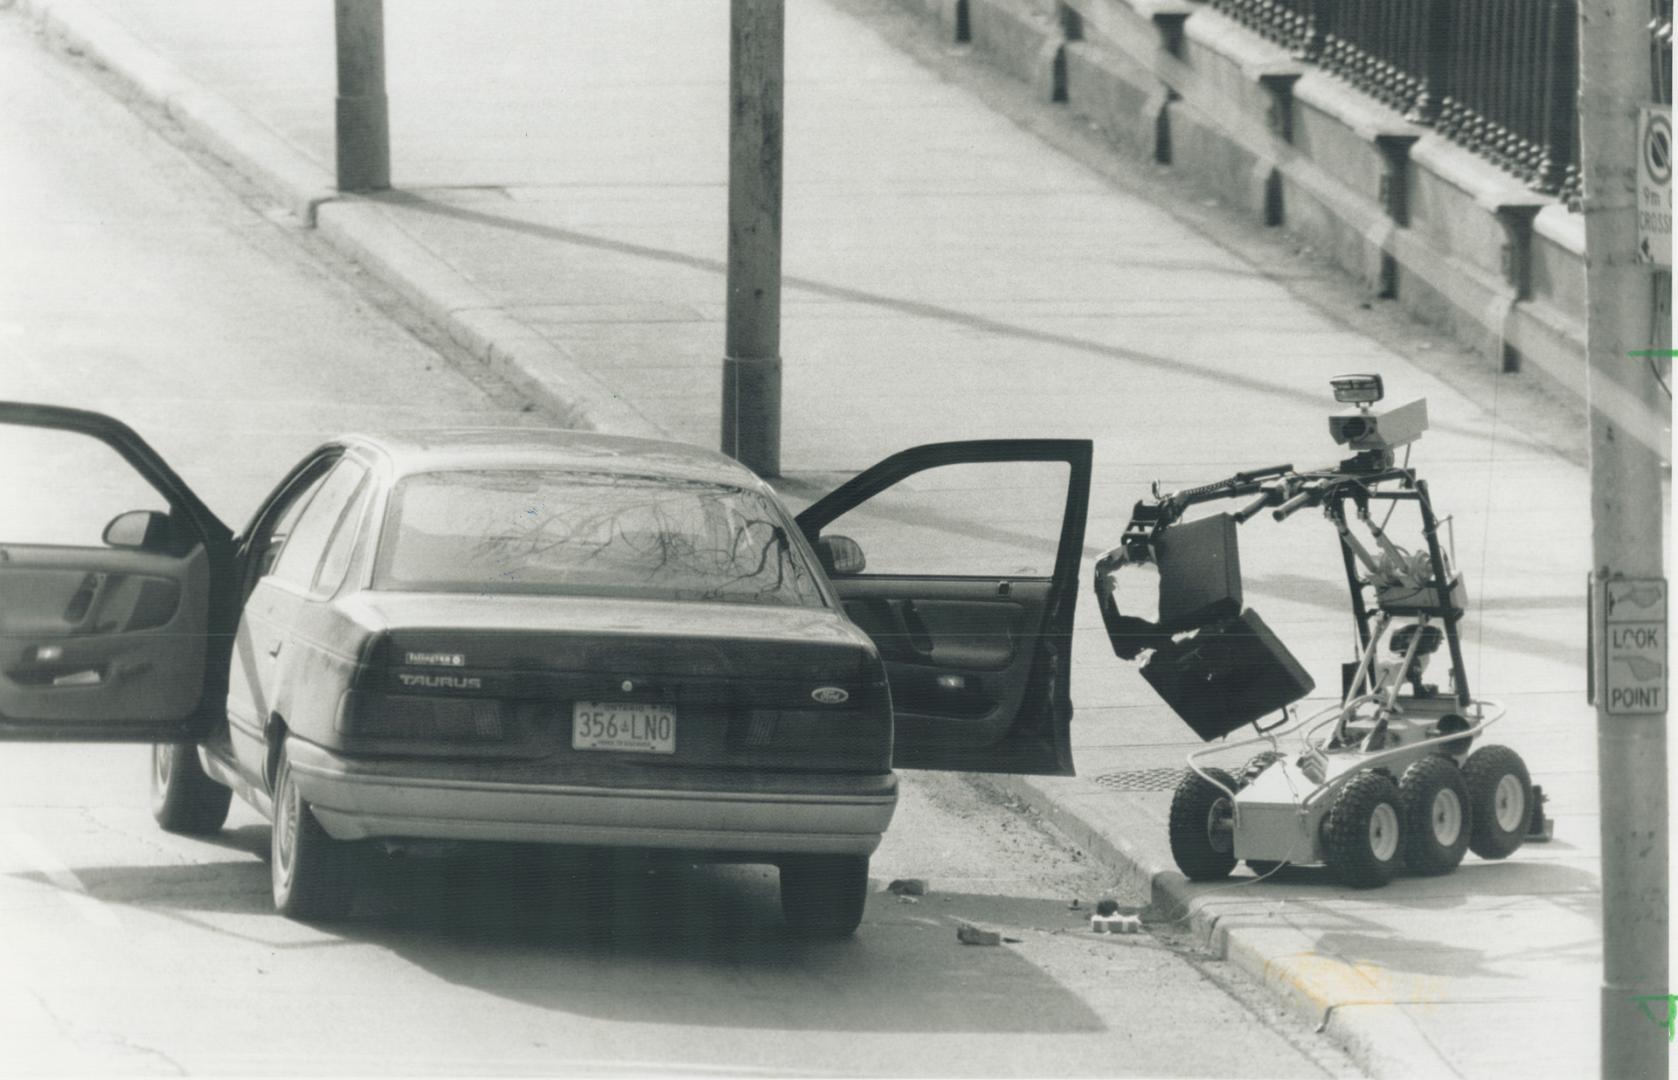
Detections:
0,14,1359,1077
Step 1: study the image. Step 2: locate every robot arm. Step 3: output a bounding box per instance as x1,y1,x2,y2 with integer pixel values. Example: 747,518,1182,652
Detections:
1094,464,1294,660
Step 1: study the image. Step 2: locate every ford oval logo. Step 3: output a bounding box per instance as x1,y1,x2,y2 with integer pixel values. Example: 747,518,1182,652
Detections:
811,686,849,705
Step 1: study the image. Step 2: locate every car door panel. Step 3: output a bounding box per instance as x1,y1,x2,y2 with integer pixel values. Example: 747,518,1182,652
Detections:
5,560,183,639
835,578,1046,735
0,402,233,742
797,440,1091,776
839,585,1032,670
0,544,210,725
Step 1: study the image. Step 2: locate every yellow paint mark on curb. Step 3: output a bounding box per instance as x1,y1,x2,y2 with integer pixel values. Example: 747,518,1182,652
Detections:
1269,952,1446,1016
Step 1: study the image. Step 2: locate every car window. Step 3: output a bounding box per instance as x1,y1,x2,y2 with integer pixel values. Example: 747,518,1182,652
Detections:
311,479,372,597
0,425,171,547
374,469,826,608
271,461,368,590
258,469,329,574
818,460,1070,577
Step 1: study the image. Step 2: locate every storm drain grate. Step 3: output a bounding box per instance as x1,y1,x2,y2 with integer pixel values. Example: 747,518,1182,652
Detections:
1092,767,1187,792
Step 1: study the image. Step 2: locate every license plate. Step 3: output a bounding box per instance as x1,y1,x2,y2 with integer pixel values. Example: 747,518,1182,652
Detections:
572,701,676,754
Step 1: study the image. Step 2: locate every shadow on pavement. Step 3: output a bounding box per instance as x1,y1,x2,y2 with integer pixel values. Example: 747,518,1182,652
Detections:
1173,858,1602,983
7,859,272,917
12,840,1108,1035
348,845,1107,1034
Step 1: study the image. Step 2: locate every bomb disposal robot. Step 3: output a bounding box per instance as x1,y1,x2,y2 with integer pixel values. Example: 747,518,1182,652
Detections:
1094,375,1545,887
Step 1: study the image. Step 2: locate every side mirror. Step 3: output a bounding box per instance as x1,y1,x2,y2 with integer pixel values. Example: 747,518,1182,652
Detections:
817,535,866,576
103,509,172,552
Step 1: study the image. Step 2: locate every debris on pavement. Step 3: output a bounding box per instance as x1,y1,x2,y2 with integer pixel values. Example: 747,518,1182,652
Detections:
956,923,1002,946
887,878,928,897
1091,914,1143,935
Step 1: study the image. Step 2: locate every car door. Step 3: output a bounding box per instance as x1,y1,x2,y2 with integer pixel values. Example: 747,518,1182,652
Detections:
225,451,367,781
795,440,1092,775
0,402,234,741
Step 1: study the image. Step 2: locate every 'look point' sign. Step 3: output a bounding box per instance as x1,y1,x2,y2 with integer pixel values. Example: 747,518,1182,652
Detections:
1596,578,1668,715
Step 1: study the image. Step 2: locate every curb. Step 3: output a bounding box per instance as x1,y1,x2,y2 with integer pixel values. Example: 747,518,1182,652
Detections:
19,0,664,441
994,773,1454,1079
312,200,667,439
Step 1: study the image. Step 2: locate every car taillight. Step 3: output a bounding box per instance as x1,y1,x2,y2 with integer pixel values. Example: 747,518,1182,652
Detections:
337,693,507,742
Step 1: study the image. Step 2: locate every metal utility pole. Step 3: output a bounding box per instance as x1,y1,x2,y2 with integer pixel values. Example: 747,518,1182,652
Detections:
1578,0,1672,1074
721,0,785,477
334,0,391,191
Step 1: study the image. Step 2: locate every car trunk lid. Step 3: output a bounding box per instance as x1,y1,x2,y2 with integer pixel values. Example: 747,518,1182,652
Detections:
334,592,890,772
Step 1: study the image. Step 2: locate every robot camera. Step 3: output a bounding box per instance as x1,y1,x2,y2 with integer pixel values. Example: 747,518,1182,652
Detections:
1328,396,1428,451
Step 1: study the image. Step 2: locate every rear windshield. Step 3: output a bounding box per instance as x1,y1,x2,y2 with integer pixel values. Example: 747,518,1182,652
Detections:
374,469,826,608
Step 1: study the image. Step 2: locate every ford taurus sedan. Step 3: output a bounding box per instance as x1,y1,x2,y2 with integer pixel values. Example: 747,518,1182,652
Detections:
0,402,1090,937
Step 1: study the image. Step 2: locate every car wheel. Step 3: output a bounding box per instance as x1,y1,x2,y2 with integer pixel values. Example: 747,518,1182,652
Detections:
1398,755,1470,875
779,855,869,939
1324,771,1404,888
150,743,232,835
1461,745,1532,860
271,743,354,921
1168,768,1239,881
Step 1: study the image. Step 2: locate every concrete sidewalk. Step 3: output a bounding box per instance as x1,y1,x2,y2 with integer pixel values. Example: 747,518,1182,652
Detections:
16,0,1622,1074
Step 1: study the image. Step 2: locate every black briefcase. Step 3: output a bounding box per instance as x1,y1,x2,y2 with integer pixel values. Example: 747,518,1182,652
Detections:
1140,608,1314,740
1155,513,1243,632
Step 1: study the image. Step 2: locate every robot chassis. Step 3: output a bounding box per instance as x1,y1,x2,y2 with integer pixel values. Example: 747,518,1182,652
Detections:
1093,378,1546,888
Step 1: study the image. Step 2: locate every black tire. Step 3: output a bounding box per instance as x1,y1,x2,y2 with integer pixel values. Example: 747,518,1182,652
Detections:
1168,768,1239,881
1398,755,1470,875
1461,745,1531,860
1324,771,1404,888
150,743,232,835
779,855,869,939
271,743,355,921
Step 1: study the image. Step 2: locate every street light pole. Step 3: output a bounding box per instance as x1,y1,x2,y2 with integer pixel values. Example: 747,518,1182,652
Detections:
334,0,390,192
721,0,785,477
1577,0,1671,1075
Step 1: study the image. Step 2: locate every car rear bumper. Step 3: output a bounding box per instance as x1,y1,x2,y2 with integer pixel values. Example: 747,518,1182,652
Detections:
283,740,897,857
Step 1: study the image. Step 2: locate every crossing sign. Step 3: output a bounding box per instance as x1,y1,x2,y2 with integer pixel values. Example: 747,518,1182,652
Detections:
1596,578,1668,715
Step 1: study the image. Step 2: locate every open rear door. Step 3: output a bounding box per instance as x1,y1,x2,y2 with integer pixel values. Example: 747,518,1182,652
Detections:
796,440,1091,775
0,403,233,741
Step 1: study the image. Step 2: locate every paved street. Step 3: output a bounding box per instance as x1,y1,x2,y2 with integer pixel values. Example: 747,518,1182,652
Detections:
2,0,1668,1073
0,13,1361,1076
0,746,1358,1076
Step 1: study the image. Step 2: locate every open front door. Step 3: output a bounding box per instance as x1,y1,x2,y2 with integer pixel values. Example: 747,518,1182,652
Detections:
796,440,1091,775
0,403,233,741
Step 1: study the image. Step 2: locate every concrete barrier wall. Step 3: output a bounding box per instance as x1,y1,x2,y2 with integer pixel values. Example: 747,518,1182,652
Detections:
893,0,1589,404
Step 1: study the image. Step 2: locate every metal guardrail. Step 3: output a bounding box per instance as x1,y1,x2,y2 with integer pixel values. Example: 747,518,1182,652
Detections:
1210,0,1310,51
1209,0,1583,206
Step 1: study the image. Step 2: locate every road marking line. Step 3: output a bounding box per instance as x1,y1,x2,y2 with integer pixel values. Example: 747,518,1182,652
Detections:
2,829,121,929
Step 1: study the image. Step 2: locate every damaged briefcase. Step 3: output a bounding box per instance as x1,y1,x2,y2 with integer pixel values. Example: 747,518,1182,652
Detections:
1140,608,1314,741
